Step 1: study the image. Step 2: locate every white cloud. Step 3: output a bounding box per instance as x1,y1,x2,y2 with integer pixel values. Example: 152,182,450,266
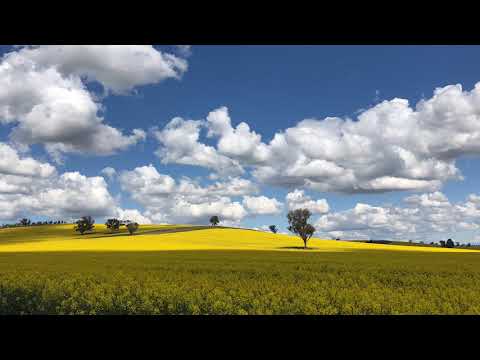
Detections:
174,45,192,57
242,195,282,215
0,143,56,178
155,82,480,193
315,191,480,241
158,197,247,225
101,167,117,180
0,143,120,222
119,164,256,224
154,117,243,176
404,191,450,207
206,107,270,164
285,189,329,214
16,45,188,94
114,208,152,224
0,45,186,160
0,172,117,221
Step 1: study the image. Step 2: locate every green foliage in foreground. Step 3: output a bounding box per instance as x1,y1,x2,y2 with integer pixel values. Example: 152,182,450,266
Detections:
1,250,480,314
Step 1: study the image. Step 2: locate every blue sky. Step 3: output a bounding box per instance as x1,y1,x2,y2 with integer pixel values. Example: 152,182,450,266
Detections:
2,45,480,242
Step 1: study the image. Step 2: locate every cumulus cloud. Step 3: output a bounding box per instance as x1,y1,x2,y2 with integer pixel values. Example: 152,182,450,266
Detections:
0,172,117,221
156,197,247,225
0,45,185,160
174,45,192,57
206,107,270,164
154,116,243,176
101,167,117,181
15,45,188,94
114,208,152,224
119,164,257,224
0,142,122,222
0,143,56,178
285,189,329,214
242,195,282,215
154,82,480,193
314,191,480,241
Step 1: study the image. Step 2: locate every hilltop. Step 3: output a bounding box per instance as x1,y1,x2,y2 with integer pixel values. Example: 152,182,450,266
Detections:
0,224,476,253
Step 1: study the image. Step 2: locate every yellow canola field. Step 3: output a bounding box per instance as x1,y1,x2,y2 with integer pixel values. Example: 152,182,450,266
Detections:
0,224,478,253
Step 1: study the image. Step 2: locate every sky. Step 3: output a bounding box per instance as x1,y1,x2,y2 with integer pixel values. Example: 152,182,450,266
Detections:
2,45,480,242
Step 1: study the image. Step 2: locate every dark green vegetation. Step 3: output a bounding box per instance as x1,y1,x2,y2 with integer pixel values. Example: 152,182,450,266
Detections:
1,250,480,314
105,218,121,232
287,209,316,249
74,216,95,235
126,222,139,235
210,216,220,226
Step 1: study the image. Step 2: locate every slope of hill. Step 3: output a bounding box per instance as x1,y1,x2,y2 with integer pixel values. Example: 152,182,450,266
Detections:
0,224,477,253
1,224,480,314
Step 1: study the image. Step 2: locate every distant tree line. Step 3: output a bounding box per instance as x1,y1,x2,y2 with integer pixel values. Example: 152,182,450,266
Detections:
1,218,67,229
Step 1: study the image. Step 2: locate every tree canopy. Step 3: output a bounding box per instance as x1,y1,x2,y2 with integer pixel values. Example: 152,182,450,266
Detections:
127,222,139,235
210,216,220,226
74,216,95,235
105,218,121,232
287,209,316,249
269,225,278,234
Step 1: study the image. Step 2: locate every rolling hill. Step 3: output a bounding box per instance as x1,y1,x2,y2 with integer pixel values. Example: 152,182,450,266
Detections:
1,224,480,314
0,224,476,253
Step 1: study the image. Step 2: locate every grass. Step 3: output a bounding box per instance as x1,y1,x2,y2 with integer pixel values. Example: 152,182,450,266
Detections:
0,225,479,314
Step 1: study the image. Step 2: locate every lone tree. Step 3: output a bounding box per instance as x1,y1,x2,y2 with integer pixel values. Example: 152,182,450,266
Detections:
74,216,95,235
269,225,278,234
446,238,454,248
19,218,31,226
210,216,220,226
126,222,139,235
105,218,121,233
287,209,316,249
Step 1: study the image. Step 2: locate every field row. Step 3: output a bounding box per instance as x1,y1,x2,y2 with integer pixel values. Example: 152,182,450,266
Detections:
1,250,480,314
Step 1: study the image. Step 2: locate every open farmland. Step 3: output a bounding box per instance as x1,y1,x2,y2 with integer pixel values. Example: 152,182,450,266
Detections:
1,225,480,314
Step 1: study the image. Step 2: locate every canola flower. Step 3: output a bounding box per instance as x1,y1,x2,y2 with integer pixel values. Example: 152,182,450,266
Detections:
0,224,477,253
1,225,479,314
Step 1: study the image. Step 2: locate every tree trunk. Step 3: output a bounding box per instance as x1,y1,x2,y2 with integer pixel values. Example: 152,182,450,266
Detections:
303,238,307,249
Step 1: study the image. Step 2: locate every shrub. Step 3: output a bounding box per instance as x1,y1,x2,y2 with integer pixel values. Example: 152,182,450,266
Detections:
210,216,220,226
74,216,95,235
19,218,31,226
105,218,121,232
127,222,139,235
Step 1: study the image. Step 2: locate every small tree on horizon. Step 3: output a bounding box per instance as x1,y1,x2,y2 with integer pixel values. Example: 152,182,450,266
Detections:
210,216,220,226
126,222,139,235
74,216,95,235
439,240,446,247
105,218,121,232
446,238,454,248
269,225,278,234
287,208,316,249
19,218,31,227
